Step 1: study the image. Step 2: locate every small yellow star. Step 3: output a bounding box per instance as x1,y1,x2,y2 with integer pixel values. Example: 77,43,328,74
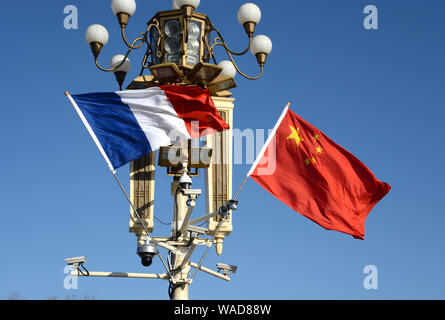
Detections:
311,157,317,164
287,126,304,147
313,134,319,142
304,158,311,166
316,146,323,153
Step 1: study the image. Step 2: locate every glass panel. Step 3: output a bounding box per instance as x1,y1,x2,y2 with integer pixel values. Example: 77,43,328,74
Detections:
150,27,160,65
164,19,181,64
187,20,202,66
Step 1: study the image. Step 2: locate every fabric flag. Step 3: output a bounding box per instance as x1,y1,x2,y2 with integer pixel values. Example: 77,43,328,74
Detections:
66,85,229,171
248,105,390,239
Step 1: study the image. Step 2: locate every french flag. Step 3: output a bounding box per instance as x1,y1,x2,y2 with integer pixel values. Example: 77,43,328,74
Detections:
66,85,229,172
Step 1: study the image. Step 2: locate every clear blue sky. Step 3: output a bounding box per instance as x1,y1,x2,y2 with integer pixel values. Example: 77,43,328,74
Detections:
1,0,444,300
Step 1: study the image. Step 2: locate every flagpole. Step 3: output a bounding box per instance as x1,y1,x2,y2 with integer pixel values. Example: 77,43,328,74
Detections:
65,91,175,281
65,91,149,234
232,102,290,201
233,175,248,201
111,170,175,282
190,103,291,281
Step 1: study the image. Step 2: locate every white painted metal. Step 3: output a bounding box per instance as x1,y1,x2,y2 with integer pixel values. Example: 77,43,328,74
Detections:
189,262,230,282
71,270,170,279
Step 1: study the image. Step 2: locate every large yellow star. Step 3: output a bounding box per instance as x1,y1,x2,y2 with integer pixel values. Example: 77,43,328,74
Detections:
287,126,304,147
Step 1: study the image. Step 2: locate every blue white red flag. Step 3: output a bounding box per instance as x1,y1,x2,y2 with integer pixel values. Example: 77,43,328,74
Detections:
66,85,229,172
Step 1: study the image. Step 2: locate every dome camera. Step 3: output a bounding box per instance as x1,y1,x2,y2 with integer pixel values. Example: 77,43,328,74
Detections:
137,242,158,267
178,172,192,189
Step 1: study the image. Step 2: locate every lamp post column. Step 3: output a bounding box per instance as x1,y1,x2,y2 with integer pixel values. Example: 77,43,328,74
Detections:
170,146,192,300
171,177,190,300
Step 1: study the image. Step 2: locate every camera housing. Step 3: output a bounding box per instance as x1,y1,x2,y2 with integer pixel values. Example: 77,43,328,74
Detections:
137,243,158,267
65,256,87,266
178,172,192,189
217,199,239,217
216,263,238,276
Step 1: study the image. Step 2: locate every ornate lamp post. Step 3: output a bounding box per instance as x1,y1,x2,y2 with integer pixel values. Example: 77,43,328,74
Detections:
85,0,272,90
82,0,272,300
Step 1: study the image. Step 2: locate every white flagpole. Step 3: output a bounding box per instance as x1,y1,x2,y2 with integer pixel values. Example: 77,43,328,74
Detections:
233,102,290,200
65,91,175,281
64,90,154,238
190,103,291,281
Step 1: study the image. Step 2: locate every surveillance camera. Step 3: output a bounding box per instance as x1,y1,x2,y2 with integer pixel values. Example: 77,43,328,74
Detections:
187,225,209,235
226,200,238,211
218,199,239,217
217,263,237,275
137,243,158,267
178,172,192,189
65,256,86,266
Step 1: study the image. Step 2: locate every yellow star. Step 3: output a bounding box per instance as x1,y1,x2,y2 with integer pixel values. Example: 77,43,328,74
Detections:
287,126,304,147
311,157,317,164
313,134,319,142
316,146,323,153
304,157,311,166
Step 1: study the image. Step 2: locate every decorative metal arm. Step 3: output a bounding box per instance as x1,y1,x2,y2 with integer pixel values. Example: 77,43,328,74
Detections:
121,28,147,50
150,21,164,60
208,27,253,56
121,19,162,50
94,20,166,73
95,48,132,72
94,19,165,73
225,49,264,80
140,26,164,72
139,47,153,75
204,27,263,80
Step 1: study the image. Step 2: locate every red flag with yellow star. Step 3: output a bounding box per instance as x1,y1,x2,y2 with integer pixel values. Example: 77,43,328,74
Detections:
249,107,390,239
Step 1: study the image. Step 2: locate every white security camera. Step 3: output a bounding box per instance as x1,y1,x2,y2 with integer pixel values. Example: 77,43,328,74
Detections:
65,256,87,266
217,263,237,276
178,172,192,189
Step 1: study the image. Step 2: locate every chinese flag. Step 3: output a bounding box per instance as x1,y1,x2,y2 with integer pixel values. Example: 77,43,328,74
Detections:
250,108,390,239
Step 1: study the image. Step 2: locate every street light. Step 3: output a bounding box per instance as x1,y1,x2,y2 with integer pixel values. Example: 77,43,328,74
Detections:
110,55,131,90
237,3,261,36
251,34,273,67
81,1,273,300
176,0,201,8
207,60,237,94
85,24,109,58
112,0,137,27
85,1,272,90
218,60,237,79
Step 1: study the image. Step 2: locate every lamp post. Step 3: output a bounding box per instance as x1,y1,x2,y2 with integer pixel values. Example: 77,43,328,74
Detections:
85,0,272,89
82,0,272,300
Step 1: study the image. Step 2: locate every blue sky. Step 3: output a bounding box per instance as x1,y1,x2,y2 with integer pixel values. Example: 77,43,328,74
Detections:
1,0,444,299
